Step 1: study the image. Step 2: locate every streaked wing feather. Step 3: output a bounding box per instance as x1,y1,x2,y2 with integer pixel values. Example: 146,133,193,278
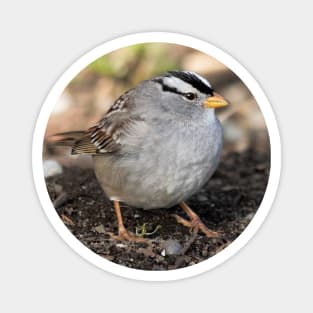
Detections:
51,89,143,155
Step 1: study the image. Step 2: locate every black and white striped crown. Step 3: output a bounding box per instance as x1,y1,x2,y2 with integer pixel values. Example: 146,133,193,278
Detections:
154,70,214,96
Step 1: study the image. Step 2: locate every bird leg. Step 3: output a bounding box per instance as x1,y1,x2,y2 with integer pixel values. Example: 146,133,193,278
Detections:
111,201,146,242
173,202,219,238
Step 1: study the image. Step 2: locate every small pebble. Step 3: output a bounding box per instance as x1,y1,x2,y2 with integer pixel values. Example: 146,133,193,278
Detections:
54,184,63,194
197,194,209,202
202,250,209,257
163,239,183,256
65,207,74,215
43,160,63,178
244,213,255,222
94,224,105,234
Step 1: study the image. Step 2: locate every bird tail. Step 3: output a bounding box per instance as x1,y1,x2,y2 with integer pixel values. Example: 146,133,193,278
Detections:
48,130,85,147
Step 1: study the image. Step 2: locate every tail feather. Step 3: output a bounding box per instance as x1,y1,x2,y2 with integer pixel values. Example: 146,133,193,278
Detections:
48,130,98,155
48,130,85,147
52,130,86,138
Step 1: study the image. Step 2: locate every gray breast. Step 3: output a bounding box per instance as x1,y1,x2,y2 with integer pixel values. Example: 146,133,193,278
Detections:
93,113,223,209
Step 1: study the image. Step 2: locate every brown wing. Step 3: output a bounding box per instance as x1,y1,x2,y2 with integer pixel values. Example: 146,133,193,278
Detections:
71,113,140,154
52,89,143,155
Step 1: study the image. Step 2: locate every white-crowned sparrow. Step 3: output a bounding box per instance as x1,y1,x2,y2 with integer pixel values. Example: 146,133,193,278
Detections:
53,71,229,241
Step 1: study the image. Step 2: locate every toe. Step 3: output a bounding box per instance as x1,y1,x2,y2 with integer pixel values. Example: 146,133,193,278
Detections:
113,230,148,242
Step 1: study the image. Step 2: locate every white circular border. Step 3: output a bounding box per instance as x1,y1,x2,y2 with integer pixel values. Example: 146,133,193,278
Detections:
32,32,281,281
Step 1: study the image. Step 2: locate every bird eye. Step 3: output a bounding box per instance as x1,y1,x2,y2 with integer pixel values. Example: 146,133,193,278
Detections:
184,92,197,100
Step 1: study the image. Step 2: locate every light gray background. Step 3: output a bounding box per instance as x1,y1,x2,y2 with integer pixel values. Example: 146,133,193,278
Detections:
1,1,311,312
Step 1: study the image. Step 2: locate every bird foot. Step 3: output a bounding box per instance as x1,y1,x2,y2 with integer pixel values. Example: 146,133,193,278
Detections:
172,214,219,238
109,230,148,243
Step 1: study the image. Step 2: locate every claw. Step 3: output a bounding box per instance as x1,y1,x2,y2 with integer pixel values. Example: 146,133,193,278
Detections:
173,202,220,238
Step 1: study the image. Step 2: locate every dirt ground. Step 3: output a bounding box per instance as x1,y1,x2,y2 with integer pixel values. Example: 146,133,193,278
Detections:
46,149,270,270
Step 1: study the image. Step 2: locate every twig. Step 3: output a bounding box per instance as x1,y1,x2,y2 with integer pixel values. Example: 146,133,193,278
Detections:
179,232,198,256
53,192,69,209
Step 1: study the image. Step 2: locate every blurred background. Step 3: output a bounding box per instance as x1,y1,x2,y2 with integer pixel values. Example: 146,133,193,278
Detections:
44,43,270,167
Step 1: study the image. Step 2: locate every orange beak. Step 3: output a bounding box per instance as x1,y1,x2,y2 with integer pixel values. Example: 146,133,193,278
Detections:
202,92,229,109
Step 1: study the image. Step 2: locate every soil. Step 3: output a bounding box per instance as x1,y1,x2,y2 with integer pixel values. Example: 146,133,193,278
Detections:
46,149,270,270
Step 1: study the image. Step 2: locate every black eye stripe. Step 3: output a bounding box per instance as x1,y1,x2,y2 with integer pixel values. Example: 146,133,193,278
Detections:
154,80,198,103
154,78,185,96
